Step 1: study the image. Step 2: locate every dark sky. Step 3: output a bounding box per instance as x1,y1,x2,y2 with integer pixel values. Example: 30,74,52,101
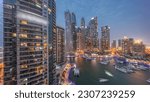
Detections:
56,0,150,46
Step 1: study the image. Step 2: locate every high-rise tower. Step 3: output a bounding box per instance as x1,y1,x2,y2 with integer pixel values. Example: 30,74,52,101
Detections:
101,26,110,53
1,0,56,85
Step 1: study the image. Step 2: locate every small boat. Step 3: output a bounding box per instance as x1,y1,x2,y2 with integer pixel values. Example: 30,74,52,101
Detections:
137,65,148,71
100,61,109,65
73,68,80,77
99,78,109,83
105,70,114,77
115,66,128,73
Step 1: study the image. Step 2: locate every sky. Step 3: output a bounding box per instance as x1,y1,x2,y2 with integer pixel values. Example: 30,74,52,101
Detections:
56,0,150,46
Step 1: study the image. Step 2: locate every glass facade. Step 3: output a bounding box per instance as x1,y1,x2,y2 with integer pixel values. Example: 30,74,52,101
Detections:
0,1,3,47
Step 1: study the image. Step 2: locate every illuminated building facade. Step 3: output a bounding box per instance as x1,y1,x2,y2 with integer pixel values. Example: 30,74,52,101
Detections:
88,17,99,50
76,27,83,51
132,40,145,56
2,0,56,85
56,26,65,65
71,12,77,52
101,26,110,53
122,37,134,55
48,0,56,85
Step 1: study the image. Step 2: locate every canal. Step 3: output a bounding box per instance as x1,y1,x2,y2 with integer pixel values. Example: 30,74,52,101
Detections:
68,57,150,85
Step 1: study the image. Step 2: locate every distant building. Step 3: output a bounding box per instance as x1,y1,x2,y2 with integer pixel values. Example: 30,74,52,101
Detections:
122,37,134,55
80,17,86,51
56,26,65,65
111,40,117,48
118,39,122,48
132,40,145,56
101,26,110,53
81,17,85,28
76,27,83,51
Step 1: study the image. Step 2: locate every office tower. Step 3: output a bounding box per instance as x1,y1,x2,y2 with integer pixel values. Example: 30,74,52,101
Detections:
89,17,99,50
111,40,117,48
101,26,110,53
48,0,57,85
64,11,77,53
1,0,56,85
64,10,73,53
56,26,65,65
118,39,122,48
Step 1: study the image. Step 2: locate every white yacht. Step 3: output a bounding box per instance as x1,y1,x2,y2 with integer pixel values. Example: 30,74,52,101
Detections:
99,78,109,83
105,70,114,77
73,68,80,77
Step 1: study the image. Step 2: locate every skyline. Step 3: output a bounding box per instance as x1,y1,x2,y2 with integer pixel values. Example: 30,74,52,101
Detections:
56,0,150,46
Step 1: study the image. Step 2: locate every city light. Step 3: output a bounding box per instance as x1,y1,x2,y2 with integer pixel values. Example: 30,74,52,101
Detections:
134,39,142,44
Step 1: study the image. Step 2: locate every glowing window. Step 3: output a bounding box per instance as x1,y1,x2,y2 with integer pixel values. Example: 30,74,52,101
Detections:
20,65,28,69
21,43,27,47
20,34,28,38
12,33,16,37
20,20,28,25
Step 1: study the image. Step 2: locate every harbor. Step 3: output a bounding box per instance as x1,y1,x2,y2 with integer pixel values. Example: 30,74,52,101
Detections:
66,55,150,85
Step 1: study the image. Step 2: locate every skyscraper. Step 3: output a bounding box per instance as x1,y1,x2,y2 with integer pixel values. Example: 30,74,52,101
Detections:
1,0,56,85
101,26,110,53
56,26,65,65
88,17,99,51
48,0,57,85
71,12,77,52
64,10,77,53
80,17,86,51
76,27,83,51
64,10,73,53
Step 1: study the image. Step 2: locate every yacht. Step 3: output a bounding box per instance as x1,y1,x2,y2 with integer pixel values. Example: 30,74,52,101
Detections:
99,78,109,83
105,70,114,77
137,65,148,71
73,68,80,77
100,61,108,65
115,66,128,73
115,59,124,64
